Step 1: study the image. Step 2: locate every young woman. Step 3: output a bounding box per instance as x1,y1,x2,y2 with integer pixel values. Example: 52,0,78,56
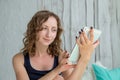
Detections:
12,10,99,80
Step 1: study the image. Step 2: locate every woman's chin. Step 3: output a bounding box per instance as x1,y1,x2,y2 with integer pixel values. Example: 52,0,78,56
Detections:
42,42,51,46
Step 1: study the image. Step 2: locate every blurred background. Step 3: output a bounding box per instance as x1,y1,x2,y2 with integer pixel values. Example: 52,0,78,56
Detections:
0,0,120,80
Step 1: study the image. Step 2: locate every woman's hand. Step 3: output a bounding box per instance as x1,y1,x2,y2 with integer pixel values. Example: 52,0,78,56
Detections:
53,75,64,80
76,27,99,61
57,51,76,73
58,51,70,63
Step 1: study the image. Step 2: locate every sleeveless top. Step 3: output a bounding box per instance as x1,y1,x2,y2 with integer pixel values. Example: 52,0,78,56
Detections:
24,53,59,80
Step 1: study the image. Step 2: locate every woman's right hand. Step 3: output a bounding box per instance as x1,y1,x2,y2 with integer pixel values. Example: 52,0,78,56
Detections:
57,51,76,73
53,75,64,80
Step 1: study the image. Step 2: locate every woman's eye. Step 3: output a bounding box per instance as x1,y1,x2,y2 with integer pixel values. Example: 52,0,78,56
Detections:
52,29,57,32
43,27,47,30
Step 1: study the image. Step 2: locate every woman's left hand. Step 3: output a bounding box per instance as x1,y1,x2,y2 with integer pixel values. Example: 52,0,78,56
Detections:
76,27,100,61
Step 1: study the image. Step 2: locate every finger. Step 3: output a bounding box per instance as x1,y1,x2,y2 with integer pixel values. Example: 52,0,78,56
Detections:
89,27,94,42
76,36,82,47
63,64,76,70
60,50,65,55
67,60,72,65
65,52,70,58
93,40,99,48
66,64,76,68
59,51,65,60
61,50,67,57
71,64,77,67
81,29,89,43
63,50,70,58
79,31,86,45
63,51,70,58
61,58,68,64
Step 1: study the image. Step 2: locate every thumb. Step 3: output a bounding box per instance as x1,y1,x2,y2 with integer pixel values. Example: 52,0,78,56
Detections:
93,40,100,48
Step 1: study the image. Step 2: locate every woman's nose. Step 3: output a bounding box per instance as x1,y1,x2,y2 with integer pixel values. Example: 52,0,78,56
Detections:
46,30,52,37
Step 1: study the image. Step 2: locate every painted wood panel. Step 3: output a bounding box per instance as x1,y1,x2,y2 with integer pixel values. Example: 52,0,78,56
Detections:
0,0,38,80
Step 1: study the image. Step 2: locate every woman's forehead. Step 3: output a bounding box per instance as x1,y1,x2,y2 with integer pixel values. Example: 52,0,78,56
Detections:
42,17,58,28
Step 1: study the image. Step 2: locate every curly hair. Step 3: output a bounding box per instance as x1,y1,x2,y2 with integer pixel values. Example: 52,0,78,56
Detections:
21,10,63,56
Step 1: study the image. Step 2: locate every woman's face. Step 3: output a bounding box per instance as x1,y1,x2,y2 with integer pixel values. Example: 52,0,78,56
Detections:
36,16,58,46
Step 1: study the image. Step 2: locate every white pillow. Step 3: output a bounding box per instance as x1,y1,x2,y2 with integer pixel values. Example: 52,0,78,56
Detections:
81,61,104,80
93,61,107,69
81,66,95,80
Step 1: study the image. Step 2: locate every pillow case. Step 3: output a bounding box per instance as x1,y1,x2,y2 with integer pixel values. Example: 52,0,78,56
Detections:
81,67,95,80
109,68,120,80
92,63,120,80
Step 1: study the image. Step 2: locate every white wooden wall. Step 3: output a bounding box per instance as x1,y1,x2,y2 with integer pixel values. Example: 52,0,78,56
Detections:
0,0,120,80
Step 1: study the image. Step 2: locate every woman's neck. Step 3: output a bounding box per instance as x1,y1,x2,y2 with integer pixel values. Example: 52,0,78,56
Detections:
35,42,49,56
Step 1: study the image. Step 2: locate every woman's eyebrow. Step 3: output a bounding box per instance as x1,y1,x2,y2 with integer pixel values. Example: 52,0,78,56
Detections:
43,24,57,28
43,25,48,27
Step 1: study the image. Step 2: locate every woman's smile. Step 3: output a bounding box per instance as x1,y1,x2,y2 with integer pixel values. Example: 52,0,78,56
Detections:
43,38,51,42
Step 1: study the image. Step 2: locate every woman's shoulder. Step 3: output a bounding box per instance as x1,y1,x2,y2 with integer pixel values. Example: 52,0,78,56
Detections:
12,52,24,64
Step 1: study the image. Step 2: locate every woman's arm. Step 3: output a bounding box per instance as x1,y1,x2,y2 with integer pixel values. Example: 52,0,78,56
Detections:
64,27,100,80
12,53,29,80
65,57,90,80
13,53,60,80
38,67,60,80
38,58,75,80
59,51,74,79
13,53,74,80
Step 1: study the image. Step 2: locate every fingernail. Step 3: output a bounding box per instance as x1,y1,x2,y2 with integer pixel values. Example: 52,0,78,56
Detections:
79,31,81,34
66,54,70,58
81,29,83,32
90,26,93,29
66,56,69,58
76,36,77,39
65,50,67,53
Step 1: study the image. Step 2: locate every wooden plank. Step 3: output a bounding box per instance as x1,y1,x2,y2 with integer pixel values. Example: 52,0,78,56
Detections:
98,0,112,68
71,0,86,52
0,0,38,80
109,0,120,68
61,0,72,52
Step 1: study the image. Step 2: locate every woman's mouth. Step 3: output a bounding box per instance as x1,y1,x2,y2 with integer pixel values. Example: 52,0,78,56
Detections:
44,38,51,42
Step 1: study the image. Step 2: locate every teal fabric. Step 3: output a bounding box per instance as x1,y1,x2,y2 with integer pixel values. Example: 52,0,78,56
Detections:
109,68,120,80
92,64,120,80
